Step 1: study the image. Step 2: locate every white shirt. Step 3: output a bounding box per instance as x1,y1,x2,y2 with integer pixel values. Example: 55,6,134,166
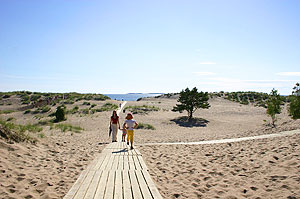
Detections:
125,119,136,130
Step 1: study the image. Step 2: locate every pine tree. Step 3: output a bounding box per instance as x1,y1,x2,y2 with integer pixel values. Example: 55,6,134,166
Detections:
266,89,282,126
172,87,210,120
289,83,300,119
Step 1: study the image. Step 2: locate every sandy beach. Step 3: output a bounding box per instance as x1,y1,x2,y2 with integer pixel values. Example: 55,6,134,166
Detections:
0,95,299,198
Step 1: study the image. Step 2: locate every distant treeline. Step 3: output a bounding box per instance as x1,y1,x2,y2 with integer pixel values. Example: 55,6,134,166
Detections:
154,91,291,108
210,91,289,108
0,91,110,106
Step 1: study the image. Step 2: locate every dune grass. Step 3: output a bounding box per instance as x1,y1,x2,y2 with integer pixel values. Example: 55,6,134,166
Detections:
137,123,156,130
0,119,39,143
0,110,15,114
124,105,160,114
54,123,83,133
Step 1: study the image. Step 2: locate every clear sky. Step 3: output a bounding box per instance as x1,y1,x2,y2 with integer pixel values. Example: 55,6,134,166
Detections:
1,0,299,95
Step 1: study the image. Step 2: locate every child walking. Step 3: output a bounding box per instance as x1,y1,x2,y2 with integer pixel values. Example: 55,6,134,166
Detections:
123,113,138,150
121,128,127,142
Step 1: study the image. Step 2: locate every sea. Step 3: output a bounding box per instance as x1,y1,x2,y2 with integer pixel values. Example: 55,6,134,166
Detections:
104,93,163,101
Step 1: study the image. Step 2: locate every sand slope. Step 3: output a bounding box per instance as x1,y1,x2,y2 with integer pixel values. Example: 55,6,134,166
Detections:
140,135,300,199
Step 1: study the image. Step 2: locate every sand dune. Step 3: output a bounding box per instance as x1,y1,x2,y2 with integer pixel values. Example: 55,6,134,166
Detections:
0,96,299,198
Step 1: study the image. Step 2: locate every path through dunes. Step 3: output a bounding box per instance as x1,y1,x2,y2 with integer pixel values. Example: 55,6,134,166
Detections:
63,102,163,199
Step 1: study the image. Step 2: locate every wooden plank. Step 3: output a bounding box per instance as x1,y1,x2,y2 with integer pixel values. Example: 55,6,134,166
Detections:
84,170,102,199
104,171,115,199
111,155,119,171
142,170,163,199
135,148,142,156
114,170,123,199
99,155,110,171
138,156,149,171
118,155,124,170
74,170,96,199
133,156,142,170
135,170,153,199
92,155,106,171
124,155,129,170
128,148,133,156
123,170,133,199
105,155,115,170
129,170,143,199
94,170,109,198
128,156,135,170
63,170,88,199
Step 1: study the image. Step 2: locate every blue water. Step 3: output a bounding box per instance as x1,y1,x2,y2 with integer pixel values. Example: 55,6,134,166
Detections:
104,93,163,101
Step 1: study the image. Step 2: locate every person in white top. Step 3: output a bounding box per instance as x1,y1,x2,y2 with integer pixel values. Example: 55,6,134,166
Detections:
123,113,138,150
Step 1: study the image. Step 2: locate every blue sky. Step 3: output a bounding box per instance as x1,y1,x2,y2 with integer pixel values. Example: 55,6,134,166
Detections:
0,0,299,95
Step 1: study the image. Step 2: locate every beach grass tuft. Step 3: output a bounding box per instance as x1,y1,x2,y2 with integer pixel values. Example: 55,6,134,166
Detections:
125,105,160,114
54,123,83,133
137,123,156,130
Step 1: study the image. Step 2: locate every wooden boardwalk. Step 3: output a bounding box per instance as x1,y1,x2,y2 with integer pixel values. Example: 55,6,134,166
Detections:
64,102,163,199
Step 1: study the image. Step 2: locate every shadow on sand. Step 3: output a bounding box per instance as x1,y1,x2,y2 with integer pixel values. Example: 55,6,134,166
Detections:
171,116,209,127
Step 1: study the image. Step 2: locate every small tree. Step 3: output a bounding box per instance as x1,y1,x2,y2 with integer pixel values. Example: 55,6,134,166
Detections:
266,88,282,126
289,82,300,119
172,87,210,120
55,105,66,122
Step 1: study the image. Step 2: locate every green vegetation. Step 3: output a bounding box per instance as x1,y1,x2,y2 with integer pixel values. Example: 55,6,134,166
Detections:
81,108,90,114
289,83,300,119
266,89,282,126
94,103,118,112
0,119,41,143
137,123,156,130
172,87,210,120
0,110,15,114
0,124,37,144
24,110,31,114
124,105,160,114
38,133,45,138
41,106,51,113
54,123,83,133
66,106,79,114
83,101,91,105
30,94,41,102
54,106,66,122
217,91,288,108
62,100,75,104
6,117,15,122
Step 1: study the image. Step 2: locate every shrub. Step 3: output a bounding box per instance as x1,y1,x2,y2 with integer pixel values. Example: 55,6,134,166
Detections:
81,108,89,114
32,109,40,114
289,83,300,119
2,94,11,98
24,110,31,114
30,94,41,101
83,101,91,105
54,106,66,122
6,117,15,122
41,106,51,113
137,123,156,130
266,89,282,126
91,104,97,108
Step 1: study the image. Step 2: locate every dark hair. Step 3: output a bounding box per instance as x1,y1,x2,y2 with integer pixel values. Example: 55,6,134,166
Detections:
112,110,117,118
